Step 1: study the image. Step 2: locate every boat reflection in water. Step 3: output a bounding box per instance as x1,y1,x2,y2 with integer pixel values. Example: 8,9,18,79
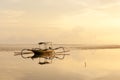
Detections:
1,44,120,80
14,42,70,65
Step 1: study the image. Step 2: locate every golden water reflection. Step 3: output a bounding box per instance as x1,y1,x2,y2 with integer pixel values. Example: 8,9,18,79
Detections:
1,49,120,80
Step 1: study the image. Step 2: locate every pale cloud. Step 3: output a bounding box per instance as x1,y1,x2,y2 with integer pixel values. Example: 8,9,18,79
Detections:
0,10,25,24
97,4,120,17
0,0,120,44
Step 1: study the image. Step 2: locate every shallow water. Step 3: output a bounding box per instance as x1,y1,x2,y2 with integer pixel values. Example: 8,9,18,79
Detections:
1,45,120,80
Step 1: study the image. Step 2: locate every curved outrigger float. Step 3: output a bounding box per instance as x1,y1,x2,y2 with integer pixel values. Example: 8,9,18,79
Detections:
14,42,70,65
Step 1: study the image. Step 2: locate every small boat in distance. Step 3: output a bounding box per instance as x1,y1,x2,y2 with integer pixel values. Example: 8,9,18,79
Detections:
14,42,70,65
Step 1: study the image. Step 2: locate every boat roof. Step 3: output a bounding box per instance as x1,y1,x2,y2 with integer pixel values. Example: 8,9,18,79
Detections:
38,42,52,45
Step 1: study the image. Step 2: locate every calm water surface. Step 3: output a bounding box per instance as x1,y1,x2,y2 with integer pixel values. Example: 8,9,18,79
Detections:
1,45,120,80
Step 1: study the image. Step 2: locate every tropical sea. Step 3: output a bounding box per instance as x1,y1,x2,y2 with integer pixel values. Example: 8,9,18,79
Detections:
1,44,120,80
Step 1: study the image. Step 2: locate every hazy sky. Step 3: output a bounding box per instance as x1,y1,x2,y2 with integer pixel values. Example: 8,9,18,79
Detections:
1,0,120,44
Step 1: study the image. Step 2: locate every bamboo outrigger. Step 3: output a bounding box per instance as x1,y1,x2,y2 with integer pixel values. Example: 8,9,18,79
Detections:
14,42,70,65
